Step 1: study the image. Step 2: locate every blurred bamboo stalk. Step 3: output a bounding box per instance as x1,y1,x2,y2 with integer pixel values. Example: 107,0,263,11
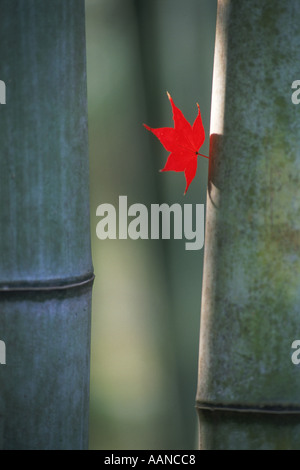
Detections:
197,0,300,450
0,0,93,449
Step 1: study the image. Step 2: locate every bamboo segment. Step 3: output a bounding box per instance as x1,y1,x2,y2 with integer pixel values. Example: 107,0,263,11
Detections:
1,287,92,450
197,0,300,450
0,1,93,449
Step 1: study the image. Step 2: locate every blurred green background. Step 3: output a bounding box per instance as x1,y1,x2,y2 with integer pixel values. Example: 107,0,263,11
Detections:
85,0,217,450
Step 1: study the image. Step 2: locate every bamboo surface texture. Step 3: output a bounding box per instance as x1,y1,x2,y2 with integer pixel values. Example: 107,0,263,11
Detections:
197,0,300,450
0,0,93,449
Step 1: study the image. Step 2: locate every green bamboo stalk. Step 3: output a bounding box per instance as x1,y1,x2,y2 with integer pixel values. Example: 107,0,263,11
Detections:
197,0,300,450
0,0,93,449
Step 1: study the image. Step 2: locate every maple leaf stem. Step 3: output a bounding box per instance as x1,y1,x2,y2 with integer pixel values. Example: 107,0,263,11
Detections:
197,152,209,159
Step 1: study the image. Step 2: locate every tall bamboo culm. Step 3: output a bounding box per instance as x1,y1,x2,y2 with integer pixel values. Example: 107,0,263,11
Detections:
197,0,300,450
0,0,93,449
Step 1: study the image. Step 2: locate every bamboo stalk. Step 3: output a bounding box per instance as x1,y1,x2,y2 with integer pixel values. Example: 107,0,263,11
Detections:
0,0,93,449
197,0,300,450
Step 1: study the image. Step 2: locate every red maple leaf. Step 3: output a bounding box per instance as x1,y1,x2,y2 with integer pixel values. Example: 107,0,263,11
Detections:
143,92,208,194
